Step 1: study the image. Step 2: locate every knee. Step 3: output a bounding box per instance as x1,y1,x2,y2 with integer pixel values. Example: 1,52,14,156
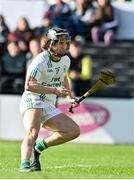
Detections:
91,27,100,42
26,128,38,141
104,31,115,45
91,27,99,35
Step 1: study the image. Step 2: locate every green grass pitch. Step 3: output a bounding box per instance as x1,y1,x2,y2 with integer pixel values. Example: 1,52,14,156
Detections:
0,140,134,179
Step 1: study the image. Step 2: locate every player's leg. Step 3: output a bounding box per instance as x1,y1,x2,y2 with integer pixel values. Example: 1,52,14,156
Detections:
31,113,80,171
20,108,42,172
42,113,80,146
104,30,115,45
91,26,101,44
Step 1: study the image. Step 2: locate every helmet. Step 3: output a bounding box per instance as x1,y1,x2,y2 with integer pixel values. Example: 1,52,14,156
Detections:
47,27,71,43
47,27,71,57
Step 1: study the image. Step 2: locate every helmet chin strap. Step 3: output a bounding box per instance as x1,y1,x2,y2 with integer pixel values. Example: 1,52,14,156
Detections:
48,41,66,58
48,49,62,58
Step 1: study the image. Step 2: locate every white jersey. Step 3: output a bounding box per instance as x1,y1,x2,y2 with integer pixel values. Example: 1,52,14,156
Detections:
21,50,70,108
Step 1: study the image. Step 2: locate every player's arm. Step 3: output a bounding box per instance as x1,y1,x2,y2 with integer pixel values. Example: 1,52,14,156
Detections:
63,74,73,98
64,74,79,107
25,75,55,94
25,75,69,97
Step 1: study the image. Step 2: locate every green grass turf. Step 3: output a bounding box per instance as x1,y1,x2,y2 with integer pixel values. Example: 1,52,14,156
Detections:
0,141,134,179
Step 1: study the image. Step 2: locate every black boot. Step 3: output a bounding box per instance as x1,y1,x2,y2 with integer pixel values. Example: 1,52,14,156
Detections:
30,146,41,171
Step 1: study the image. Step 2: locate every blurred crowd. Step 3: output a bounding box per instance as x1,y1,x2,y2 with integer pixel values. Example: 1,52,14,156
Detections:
0,0,133,95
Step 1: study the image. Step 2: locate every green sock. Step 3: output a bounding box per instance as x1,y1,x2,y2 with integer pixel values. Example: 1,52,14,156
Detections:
35,139,48,153
20,159,30,169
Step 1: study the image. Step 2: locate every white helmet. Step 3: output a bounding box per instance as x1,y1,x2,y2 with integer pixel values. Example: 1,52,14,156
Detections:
47,27,71,57
47,27,71,42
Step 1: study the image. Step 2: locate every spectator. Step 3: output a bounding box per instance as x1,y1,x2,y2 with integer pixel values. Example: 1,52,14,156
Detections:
8,32,19,42
26,38,42,68
114,0,133,2
91,0,118,45
68,40,92,96
14,17,33,52
67,0,96,41
44,0,72,29
63,0,76,10
33,11,53,39
8,31,28,55
0,14,10,57
1,41,26,94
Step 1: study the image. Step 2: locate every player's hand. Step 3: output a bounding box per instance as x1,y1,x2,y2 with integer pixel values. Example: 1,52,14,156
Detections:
67,97,80,108
54,87,70,97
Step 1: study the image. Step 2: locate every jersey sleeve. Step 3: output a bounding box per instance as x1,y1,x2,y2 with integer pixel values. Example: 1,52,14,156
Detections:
27,57,43,81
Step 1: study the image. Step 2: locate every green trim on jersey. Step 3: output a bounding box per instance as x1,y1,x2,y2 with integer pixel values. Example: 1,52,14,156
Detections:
47,52,53,68
48,51,61,63
47,58,52,68
39,93,46,101
31,69,37,78
26,98,33,109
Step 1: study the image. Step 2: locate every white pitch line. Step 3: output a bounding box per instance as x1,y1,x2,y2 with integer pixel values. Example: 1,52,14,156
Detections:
45,164,94,169
0,164,93,172
0,164,129,172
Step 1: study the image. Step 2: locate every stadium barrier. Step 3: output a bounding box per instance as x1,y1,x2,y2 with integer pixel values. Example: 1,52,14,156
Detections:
0,95,133,144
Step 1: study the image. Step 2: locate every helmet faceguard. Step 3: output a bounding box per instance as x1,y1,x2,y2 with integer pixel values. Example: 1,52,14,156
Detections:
47,27,71,57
